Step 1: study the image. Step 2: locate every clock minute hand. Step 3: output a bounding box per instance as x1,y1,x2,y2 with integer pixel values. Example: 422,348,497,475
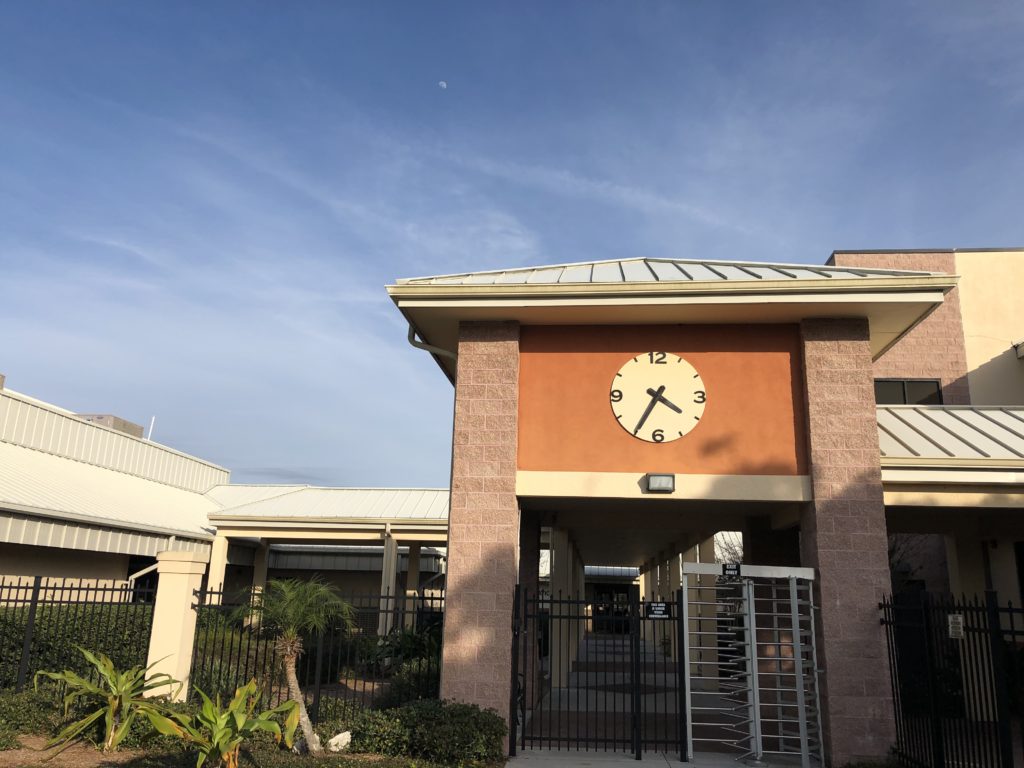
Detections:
647,387,683,414
633,385,665,435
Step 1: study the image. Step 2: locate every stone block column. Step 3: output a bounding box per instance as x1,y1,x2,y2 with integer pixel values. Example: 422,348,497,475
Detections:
441,321,520,720
146,551,208,700
800,318,895,764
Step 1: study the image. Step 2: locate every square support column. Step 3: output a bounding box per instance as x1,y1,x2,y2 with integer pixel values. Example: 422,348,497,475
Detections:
378,533,399,636
251,540,269,594
404,543,422,630
206,533,229,603
145,550,208,700
800,318,895,764
441,321,521,721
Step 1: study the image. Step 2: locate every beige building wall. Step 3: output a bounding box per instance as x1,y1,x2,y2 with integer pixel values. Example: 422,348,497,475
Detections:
0,542,129,580
954,250,1024,405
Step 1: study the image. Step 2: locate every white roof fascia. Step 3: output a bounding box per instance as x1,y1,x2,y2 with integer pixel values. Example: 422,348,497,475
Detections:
0,501,213,540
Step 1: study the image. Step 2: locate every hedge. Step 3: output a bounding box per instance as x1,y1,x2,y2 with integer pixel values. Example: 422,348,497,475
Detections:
315,698,505,765
0,604,153,689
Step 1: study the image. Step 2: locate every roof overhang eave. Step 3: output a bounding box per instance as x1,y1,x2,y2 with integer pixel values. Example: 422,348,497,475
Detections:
0,501,215,541
208,515,448,528
386,274,956,300
389,275,957,380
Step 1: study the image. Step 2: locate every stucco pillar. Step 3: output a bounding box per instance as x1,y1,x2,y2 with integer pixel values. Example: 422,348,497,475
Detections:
251,540,269,594
378,533,399,636
441,321,521,721
206,533,229,604
800,318,895,764
403,543,422,629
146,550,208,700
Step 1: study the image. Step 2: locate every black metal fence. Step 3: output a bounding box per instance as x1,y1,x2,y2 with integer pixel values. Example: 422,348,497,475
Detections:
510,586,687,759
190,589,443,721
0,576,157,691
880,591,1024,768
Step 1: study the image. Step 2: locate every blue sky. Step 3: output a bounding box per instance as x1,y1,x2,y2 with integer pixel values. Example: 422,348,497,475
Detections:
1,2,1022,486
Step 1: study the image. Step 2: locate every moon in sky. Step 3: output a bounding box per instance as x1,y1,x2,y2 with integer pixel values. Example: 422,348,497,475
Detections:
438,81,447,89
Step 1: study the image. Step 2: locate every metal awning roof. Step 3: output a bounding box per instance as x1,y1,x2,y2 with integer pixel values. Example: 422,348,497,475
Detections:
877,406,1024,465
209,487,449,521
0,440,218,539
388,257,957,382
396,257,933,286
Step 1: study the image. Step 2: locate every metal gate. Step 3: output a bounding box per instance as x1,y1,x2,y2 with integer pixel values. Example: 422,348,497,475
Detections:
879,591,1020,768
510,564,822,763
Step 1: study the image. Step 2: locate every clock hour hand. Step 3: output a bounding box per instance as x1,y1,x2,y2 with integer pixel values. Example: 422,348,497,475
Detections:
647,387,683,414
633,385,665,435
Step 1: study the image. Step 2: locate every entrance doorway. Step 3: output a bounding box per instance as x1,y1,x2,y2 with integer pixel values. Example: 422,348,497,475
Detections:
510,563,822,764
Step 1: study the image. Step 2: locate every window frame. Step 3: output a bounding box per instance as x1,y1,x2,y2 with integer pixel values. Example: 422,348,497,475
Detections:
873,378,944,406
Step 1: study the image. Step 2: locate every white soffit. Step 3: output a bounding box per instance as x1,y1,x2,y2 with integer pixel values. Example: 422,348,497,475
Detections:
877,406,1024,465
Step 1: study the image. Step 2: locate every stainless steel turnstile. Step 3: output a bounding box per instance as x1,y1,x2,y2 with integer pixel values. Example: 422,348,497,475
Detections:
681,564,822,767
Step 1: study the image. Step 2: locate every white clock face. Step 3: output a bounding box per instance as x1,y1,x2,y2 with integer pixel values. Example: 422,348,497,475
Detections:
609,352,707,443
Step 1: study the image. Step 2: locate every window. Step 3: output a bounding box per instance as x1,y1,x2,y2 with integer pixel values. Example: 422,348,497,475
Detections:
874,379,943,405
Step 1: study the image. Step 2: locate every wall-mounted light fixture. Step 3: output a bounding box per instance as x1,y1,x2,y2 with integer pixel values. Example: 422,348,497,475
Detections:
645,473,675,494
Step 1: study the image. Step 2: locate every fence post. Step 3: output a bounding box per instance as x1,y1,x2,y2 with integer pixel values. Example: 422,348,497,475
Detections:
918,591,945,768
985,591,1014,768
310,632,325,725
630,584,642,760
15,576,43,691
508,584,521,757
145,550,209,700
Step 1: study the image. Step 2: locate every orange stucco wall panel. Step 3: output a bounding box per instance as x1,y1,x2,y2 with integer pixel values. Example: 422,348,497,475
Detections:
517,325,808,475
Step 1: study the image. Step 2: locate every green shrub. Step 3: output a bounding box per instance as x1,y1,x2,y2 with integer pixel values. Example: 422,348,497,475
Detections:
396,700,506,765
0,727,19,751
352,708,409,756
0,604,153,689
376,660,440,709
0,687,62,735
313,699,408,756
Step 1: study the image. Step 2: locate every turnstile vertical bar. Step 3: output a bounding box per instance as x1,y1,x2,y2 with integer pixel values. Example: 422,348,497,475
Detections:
806,581,824,765
788,576,811,768
743,579,763,763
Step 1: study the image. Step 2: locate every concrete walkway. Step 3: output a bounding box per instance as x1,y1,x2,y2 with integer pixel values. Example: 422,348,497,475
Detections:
509,750,748,767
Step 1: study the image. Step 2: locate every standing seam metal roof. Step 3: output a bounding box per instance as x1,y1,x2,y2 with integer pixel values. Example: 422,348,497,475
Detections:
877,406,1024,461
396,257,935,286
209,487,450,520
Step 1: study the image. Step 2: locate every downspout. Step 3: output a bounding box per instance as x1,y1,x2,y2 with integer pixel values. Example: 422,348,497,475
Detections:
406,324,457,361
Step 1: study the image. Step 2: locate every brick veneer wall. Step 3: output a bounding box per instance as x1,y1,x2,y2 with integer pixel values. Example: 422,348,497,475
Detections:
440,321,521,719
800,318,895,763
829,251,970,404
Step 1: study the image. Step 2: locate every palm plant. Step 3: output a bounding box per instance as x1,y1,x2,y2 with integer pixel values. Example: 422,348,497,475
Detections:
149,680,297,768
247,577,353,753
34,647,180,753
